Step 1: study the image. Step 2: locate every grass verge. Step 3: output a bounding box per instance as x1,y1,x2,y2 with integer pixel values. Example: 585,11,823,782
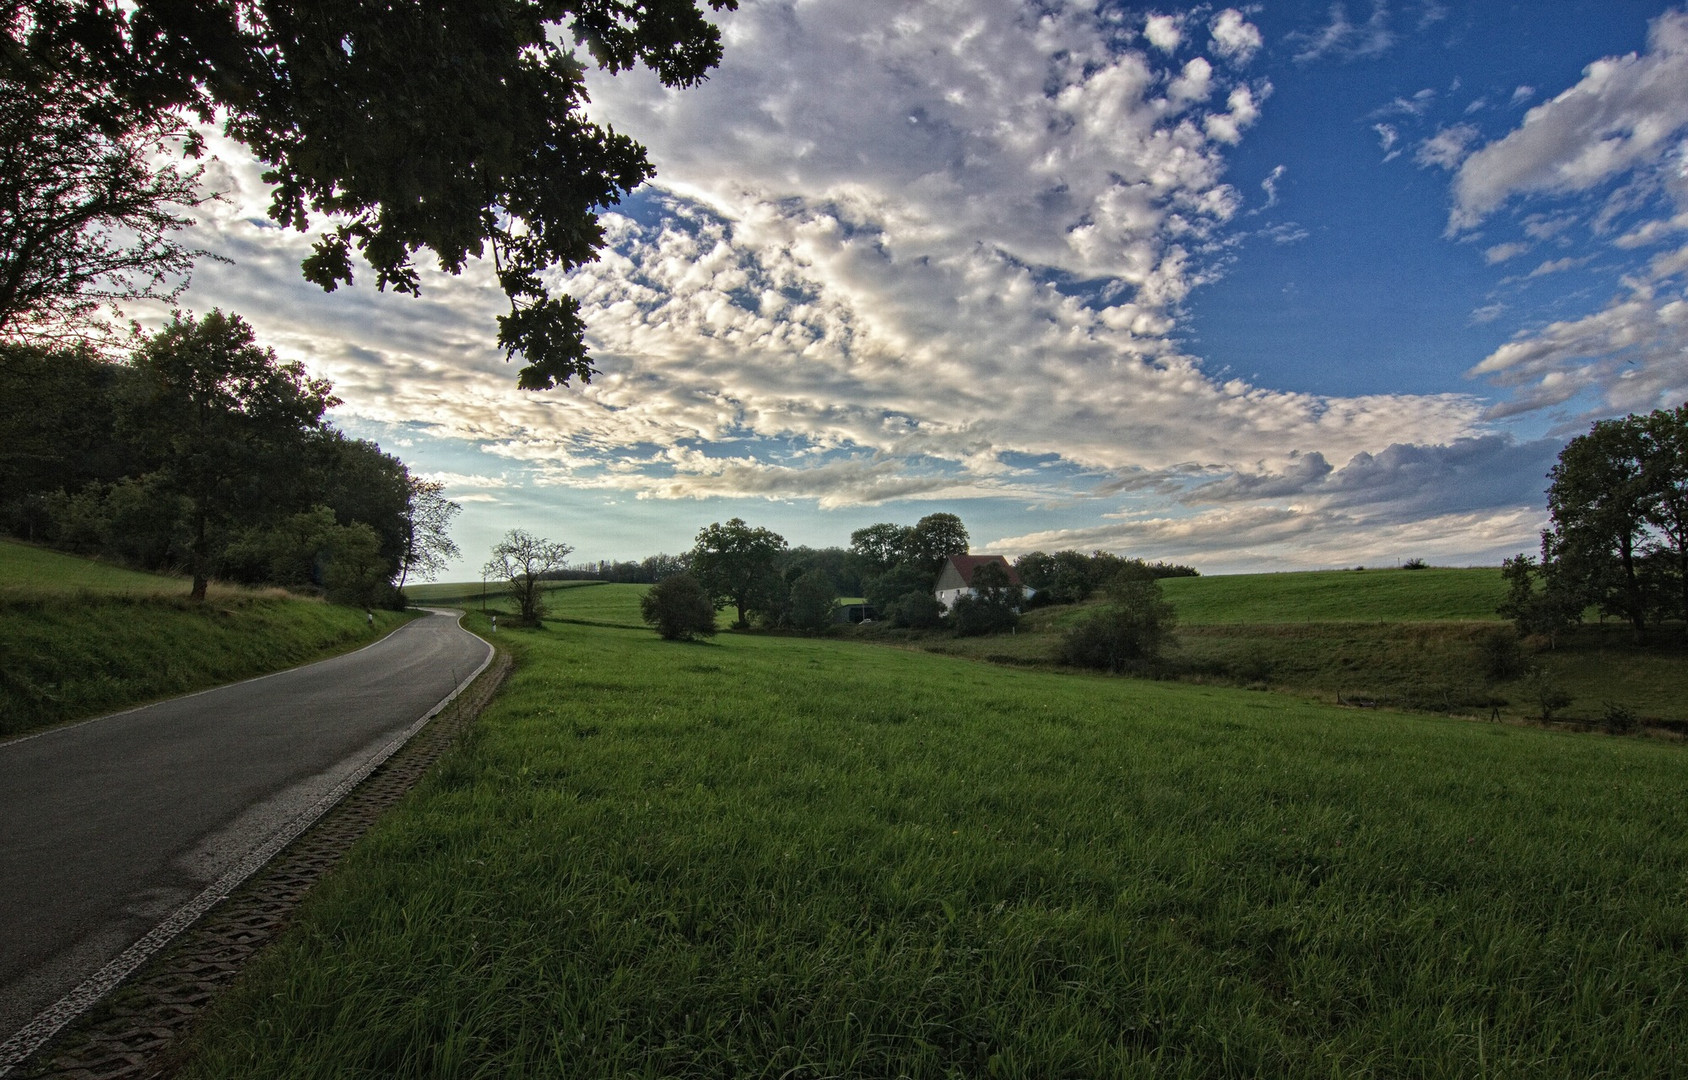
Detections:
173,611,1687,1078
0,540,414,737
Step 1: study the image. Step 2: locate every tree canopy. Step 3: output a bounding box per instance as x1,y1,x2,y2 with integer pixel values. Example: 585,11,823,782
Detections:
0,68,208,349
1536,403,1688,639
124,309,339,599
690,517,785,628
2,323,459,604
4,0,736,386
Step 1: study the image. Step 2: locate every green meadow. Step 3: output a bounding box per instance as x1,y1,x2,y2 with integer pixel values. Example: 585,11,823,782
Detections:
918,567,1688,728
0,540,412,737
174,586,1688,1079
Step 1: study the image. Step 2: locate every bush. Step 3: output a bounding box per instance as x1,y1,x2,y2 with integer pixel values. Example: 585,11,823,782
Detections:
1059,574,1175,672
1403,557,1428,570
786,568,839,632
887,590,945,629
949,562,1021,636
1524,664,1572,723
1476,627,1524,682
640,573,718,641
1600,701,1639,735
949,593,1017,636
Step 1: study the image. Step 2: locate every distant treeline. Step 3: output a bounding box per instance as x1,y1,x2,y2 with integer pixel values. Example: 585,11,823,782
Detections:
0,314,456,605
544,520,1195,633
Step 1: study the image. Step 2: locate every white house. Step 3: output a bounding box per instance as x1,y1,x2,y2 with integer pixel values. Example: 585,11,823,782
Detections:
934,554,1028,612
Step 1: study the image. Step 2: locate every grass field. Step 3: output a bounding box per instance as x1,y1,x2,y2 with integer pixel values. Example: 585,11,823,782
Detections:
911,567,1688,729
0,540,413,737
174,595,1688,1078
405,578,608,613
1157,567,1508,625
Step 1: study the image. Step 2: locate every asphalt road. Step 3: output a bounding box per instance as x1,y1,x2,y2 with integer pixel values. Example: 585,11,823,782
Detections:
0,609,492,1046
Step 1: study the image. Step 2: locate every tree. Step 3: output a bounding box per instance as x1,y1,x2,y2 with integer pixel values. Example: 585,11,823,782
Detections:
122,310,338,599
640,572,716,641
1059,571,1177,673
7,0,736,389
0,341,136,539
948,561,1019,636
396,477,461,589
483,528,572,625
786,568,839,632
690,517,786,628
906,512,970,573
1496,553,1579,647
1541,406,1688,637
849,522,913,574
0,70,209,349
1543,415,1651,638
1638,404,1688,624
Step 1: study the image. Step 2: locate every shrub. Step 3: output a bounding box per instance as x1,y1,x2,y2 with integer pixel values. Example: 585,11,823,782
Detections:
887,590,945,629
786,568,839,632
1403,557,1428,570
950,562,1021,636
1059,574,1175,672
1523,665,1572,723
640,573,718,641
1476,627,1524,682
1600,701,1639,735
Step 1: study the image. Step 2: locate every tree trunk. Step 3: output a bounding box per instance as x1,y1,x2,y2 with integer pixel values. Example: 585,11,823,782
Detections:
190,505,208,602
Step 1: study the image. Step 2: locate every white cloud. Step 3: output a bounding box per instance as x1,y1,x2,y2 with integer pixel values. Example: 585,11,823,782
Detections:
1259,164,1286,208
139,0,1541,571
1483,241,1530,264
1373,123,1399,154
1451,11,1688,228
1144,13,1184,54
1291,0,1395,64
1509,85,1535,106
1415,123,1480,170
1468,282,1688,419
1209,9,1263,65
1525,256,1580,278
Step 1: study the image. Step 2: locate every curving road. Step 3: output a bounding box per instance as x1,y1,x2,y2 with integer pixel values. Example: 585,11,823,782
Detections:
0,608,492,1056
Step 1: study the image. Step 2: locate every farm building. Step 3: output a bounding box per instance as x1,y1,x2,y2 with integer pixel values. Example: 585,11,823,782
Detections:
934,554,1028,612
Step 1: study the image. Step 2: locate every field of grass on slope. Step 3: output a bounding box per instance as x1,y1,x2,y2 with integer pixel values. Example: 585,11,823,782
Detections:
1157,567,1509,625
0,540,413,737
176,607,1687,1079
926,567,1688,727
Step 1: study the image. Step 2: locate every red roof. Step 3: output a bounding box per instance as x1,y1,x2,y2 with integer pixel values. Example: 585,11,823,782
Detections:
944,554,1023,587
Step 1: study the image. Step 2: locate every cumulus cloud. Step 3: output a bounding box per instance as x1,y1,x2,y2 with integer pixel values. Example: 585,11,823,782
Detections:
1209,9,1263,65
1144,13,1184,53
1258,164,1286,208
1450,11,1688,228
1468,289,1688,419
141,0,1540,570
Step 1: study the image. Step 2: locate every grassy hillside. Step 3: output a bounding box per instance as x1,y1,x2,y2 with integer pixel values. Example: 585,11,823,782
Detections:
1158,566,1508,624
917,567,1688,729
405,578,607,611
176,612,1686,1078
0,540,414,738
0,539,193,596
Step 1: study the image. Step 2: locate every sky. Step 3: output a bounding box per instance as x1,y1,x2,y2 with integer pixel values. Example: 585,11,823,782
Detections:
141,0,1688,579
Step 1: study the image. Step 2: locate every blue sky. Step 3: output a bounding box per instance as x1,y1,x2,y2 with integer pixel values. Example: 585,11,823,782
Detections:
147,1,1688,578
